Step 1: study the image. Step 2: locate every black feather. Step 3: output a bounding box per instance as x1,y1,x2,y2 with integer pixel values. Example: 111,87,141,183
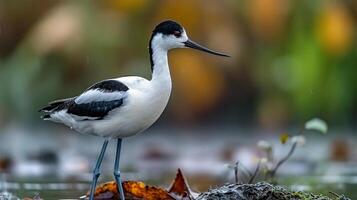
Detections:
150,20,183,71
39,97,75,112
152,20,183,36
40,80,129,120
67,99,124,119
87,80,129,92
41,114,51,119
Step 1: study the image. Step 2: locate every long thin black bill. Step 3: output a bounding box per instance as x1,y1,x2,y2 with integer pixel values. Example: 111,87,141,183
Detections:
184,39,230,57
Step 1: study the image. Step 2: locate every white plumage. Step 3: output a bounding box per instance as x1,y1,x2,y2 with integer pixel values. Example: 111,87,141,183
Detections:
47,69,171,138
42,33,173,138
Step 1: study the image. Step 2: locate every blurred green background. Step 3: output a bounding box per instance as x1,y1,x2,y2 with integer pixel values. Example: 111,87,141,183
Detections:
0,0,356,128
0,0,356,198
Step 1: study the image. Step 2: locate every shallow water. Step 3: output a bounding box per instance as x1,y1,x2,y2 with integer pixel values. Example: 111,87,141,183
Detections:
1,129,356,199
1,175,357,199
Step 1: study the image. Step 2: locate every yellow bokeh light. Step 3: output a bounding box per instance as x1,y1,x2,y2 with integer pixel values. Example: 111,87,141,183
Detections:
316,3,354,55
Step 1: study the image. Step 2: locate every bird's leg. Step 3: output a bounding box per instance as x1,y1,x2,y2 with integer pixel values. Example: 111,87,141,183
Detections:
114,138,125,200
89,139,109,200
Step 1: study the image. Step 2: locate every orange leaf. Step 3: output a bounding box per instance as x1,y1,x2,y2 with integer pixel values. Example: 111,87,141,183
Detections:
168,169,194,199
87,181,174,200
85,169,194,199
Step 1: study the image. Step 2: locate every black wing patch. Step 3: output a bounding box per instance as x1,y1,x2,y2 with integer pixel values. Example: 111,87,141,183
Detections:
67,99,124,119
40,80,129,120
87,80,129,92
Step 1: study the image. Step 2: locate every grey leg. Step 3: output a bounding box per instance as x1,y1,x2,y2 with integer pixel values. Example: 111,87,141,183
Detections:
89,139,109,200
114,138,125,200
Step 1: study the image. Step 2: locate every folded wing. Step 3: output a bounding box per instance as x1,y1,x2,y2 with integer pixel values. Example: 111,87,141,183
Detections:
40,80,129,121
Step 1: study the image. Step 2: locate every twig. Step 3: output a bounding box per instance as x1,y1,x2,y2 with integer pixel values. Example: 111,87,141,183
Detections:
234,161,239,184
270,141,298,177
239,163,253,178
248,161,261,184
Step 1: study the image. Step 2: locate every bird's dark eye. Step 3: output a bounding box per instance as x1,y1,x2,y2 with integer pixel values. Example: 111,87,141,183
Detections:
173,31,181,38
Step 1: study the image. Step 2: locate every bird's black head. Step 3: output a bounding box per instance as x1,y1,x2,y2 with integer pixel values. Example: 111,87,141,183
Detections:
149,20,229,66
152,20,184,38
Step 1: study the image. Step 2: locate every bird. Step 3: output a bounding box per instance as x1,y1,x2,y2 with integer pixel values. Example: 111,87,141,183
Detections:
39,20,229,200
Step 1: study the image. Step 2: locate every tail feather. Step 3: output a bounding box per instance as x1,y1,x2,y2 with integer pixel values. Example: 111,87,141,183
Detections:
41,114,51,120
39,104,59,112
39,97,74,112
39,97,75,120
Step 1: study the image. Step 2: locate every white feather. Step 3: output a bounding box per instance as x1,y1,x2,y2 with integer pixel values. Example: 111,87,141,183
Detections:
45,31,185,138
75,89,127,104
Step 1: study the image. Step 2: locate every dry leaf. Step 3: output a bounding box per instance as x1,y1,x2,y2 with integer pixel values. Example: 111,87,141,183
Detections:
85,181,174,200
123,181,174,200
84,169,195,200
168,169,194,199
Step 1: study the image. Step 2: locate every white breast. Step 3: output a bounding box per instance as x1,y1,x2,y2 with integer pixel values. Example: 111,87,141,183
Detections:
90,76,172,138
76,38,173,138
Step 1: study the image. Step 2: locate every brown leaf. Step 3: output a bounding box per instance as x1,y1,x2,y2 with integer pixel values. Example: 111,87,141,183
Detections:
87,181,174,200
168,169,194,200
85,169,194,200
123,181,174,200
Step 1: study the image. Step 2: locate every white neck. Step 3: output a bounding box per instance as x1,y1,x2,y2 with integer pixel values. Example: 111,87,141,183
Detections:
149,37,172,88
